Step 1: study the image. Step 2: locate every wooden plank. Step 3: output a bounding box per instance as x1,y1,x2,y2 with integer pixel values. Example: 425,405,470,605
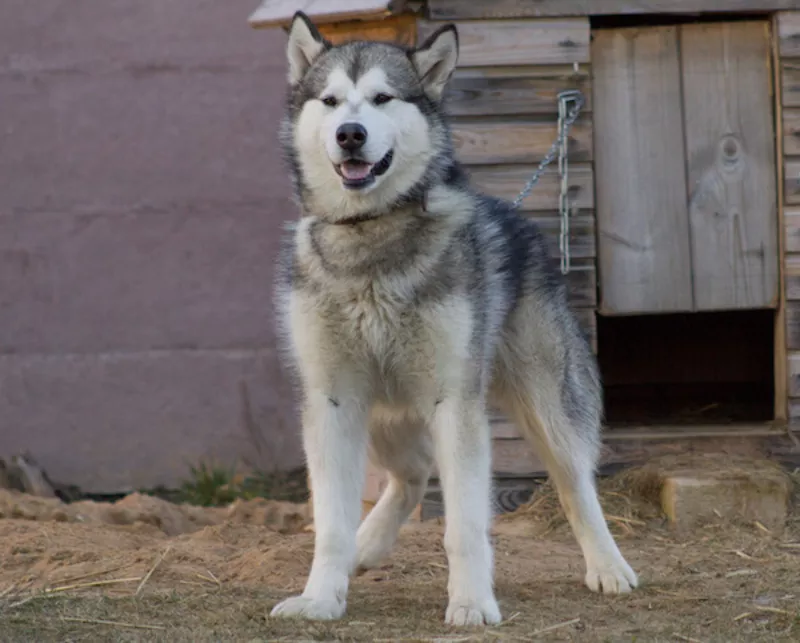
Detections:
783,159,800,204
525,213,596,260
317,13,416,45
428,1,800,20
785,207,800,252
778,11,800,57
781,62,800,107
493,438,547,476
681,22,779,310
446,65,592,117
593,27,693,314
452,117,592,165
787,351,800,395
773,14,789,423
249,0,396,28
422,478,537,519
418,19,590,67
790,397,800,420
782,109,800,156
468,163,593,210
786,300,800,347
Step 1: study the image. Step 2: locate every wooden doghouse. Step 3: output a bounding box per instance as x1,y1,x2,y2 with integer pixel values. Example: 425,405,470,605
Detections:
250,1,800,519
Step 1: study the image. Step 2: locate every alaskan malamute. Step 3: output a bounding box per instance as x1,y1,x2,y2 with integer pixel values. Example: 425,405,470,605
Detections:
271,11,638,627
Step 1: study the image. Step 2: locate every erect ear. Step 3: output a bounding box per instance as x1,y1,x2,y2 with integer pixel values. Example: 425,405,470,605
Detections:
410,24,459,100
286,11,330,85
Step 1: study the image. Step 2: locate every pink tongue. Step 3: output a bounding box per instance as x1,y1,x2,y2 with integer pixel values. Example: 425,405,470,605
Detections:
341,162,372,180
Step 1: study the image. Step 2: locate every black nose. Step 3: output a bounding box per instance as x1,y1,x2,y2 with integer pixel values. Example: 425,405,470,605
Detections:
336,123,367,151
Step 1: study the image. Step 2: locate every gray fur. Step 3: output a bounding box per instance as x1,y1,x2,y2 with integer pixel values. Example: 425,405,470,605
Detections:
270,12,638,627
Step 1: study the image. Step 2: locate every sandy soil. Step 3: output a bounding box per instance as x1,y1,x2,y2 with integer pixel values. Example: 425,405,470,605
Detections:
1,475,799,642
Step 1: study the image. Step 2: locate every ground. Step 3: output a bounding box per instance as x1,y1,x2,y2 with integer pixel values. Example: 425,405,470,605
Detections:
1,466,799,642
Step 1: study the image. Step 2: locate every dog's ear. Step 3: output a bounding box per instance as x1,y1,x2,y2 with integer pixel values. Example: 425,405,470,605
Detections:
410,24,459,101
286,11,330,85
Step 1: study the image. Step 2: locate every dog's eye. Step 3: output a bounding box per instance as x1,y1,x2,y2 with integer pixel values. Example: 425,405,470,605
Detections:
373,93,394,105
321,96,338,107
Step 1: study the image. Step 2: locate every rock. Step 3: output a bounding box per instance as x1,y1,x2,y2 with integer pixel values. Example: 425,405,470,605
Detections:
660,464,791,532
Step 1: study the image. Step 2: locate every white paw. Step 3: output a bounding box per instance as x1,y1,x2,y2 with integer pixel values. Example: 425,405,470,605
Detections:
585,555,638,594
270,595,345,621
445,598,502,627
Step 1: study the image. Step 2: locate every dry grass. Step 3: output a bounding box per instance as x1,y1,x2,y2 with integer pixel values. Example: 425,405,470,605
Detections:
1,461,799,642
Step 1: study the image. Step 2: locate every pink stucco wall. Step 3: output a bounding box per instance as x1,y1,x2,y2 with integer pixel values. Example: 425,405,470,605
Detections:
0,0,303,492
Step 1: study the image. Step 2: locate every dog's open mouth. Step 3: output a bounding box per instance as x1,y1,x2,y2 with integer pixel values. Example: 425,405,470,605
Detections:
335,150,394,189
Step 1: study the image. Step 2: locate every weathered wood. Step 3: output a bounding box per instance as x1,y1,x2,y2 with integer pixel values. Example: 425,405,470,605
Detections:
467,163,593,210
316,13,416,45
422,478,537,518
452,117,592,165
785,207,800,252
781,62,800,108
773,14,789,423
778,11,800,57
783,109,800,157
783,159,800,204
249,0,398,28
446,65,592,117
493,438,547,476
418,19,590,67
428,0,800,20
785,254,800,353
593,27,693,314
525,213,596,261
681,22,779,310
790,398,800,420
786,300,800,348
787,351,800,396
787,264,800,299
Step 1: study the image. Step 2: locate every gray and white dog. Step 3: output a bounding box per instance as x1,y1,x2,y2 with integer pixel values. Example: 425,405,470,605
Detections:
271,11,638,627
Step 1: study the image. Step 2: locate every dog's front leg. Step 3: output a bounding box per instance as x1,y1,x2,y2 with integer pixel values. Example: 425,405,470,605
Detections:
271,390,368,621
432,397,501,626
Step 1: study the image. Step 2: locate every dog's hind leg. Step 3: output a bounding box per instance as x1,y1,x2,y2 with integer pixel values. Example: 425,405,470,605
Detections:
496,349,638,594
355,417,433,572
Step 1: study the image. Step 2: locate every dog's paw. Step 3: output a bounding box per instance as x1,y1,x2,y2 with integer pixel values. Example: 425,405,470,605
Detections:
445,598,502,627
270,595,345,621
585,555,638,594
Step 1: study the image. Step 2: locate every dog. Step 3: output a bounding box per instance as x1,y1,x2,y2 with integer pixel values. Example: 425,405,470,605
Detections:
270,11,638,627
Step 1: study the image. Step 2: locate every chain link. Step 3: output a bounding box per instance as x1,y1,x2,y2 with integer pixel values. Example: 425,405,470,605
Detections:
511,89,584,275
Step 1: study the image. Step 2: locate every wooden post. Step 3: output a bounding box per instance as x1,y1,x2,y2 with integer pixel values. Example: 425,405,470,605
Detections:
773,14,789,423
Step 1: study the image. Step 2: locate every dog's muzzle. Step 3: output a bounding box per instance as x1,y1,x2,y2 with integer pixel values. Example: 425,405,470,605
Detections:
334,149,394,190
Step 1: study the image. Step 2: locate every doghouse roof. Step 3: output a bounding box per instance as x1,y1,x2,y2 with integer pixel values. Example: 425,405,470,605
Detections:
248,0,408,29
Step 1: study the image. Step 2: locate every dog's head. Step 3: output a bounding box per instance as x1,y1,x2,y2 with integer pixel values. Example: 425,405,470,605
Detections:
281,12,460,222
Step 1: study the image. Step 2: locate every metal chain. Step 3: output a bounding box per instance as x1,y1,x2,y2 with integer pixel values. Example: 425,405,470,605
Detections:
511,89,584,275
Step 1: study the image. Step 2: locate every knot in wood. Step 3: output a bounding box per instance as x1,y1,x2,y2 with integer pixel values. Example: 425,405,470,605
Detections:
719,134,742,169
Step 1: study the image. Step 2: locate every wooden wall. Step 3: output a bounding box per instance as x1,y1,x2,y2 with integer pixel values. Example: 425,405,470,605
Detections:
418,18,598,349
779,12,800,422
358,9,796,519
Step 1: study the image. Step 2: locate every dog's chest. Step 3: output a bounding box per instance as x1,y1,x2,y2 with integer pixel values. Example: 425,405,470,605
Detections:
334,280,412,358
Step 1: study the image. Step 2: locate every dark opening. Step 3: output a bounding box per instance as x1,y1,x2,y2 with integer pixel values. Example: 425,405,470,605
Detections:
597,310,774,426
590,12,770,30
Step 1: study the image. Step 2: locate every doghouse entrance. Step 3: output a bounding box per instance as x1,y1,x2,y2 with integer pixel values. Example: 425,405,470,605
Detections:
597,310,775,426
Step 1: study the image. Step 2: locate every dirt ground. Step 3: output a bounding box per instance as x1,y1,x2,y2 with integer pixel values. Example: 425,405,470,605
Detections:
1,468,799,642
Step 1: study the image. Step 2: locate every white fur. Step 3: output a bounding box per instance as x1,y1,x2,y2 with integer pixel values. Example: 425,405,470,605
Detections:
294,68,436,221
